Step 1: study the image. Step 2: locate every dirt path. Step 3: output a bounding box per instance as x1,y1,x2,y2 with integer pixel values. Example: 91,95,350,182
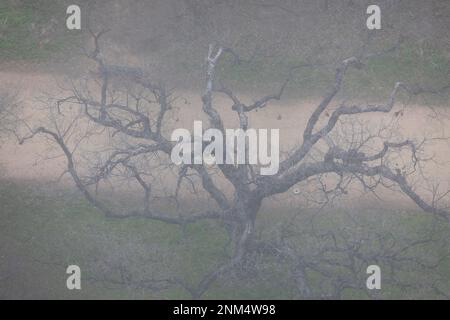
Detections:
1,71,450,209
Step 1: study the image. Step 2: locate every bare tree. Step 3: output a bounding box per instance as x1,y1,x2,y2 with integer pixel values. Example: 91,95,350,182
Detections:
19,31,450,298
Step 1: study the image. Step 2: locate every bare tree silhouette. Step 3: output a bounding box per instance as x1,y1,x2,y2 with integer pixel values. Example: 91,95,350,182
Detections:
19,30,450,298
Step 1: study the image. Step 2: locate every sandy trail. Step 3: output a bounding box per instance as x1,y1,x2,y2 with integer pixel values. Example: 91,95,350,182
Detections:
1,71,450,209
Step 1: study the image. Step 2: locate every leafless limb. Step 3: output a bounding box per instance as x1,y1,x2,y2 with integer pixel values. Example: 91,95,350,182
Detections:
19,31,450,298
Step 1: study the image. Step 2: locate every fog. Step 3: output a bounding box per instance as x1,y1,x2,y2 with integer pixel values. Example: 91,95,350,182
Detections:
1,0,450,299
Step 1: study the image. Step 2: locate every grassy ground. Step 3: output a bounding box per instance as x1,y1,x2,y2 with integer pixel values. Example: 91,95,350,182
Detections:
1,179,450,299
0,1,448,104
0,0,81,61
214,39,450,103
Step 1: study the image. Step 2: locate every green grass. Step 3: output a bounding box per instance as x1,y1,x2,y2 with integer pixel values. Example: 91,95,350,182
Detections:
0,2,448,104
0,180,231,299
209,40,450,104
0,0,81,61
1,179,450,299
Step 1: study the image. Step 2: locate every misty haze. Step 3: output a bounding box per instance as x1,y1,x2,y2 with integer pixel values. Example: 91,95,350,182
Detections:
1,0,450,300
